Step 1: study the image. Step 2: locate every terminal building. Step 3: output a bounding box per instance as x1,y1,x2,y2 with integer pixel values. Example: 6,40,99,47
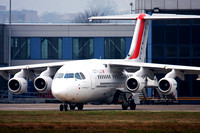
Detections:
0,0,200,103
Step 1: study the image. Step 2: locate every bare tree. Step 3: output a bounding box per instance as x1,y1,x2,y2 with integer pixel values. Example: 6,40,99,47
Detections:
72,8,108,23
71,0,116,23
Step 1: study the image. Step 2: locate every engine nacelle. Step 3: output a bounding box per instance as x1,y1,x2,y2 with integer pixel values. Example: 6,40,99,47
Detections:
34,76,52,93
126,76,145,93
8,78,28,94
158,78,177,95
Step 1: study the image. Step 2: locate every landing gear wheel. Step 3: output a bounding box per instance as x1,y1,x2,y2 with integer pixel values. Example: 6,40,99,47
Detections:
60,104,63,111
60,103,68,111
64,104,68,111
77,103,84,110
122,104,128,110
69,103,76,110
122,100,129,110
130,100,136,110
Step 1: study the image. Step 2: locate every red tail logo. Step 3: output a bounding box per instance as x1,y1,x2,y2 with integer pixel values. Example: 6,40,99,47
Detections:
130,13,146,59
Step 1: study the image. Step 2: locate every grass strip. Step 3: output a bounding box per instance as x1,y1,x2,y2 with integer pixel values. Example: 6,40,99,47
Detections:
0,111,200,132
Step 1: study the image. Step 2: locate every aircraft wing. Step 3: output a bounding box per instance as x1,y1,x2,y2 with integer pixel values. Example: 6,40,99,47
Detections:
109,60,200,75
0,61,67,80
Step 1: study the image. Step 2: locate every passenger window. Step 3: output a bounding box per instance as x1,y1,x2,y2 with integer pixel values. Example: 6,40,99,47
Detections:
55,73,64,79
80,72,86,79
64,73,74,78
75,73,81,80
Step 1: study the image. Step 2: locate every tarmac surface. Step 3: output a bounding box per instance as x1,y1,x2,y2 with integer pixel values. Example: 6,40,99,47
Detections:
0,104,200,111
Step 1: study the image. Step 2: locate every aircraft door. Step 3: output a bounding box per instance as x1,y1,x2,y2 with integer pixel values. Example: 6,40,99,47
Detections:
86,70,95,89
90,72,96,89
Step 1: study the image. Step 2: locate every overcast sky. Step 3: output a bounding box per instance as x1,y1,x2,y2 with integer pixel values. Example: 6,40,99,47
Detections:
0,0,134,16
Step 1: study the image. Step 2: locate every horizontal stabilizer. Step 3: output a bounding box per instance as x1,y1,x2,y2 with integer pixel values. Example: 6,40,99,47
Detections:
89,13,200,21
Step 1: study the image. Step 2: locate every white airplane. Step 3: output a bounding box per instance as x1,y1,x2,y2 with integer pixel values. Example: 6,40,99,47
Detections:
1,13,200,111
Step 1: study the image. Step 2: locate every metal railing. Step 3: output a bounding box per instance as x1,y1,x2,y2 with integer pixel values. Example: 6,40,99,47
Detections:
0,90,8,99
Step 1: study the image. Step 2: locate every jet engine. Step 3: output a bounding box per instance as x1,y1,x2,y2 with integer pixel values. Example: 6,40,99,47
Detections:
126,76,145,93
158,78,177,95
34,76,52,93
8,78,28,94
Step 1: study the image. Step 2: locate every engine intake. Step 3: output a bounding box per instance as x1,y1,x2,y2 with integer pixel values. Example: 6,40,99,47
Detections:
126,76,145,93
34,76,52,93
8,78,27,94
158,78,177,95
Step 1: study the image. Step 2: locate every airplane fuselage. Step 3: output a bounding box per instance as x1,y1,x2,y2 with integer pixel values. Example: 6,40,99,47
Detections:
51,59,127,104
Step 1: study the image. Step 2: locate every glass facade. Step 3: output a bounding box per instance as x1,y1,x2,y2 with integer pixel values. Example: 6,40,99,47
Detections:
72,38,94,59
104,37,126,59
11,37,129,60
41,38,62,59
151,11,200,97
11,37,31,59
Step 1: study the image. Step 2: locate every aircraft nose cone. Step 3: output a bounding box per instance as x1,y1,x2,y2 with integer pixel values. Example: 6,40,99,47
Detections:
51,80,67,100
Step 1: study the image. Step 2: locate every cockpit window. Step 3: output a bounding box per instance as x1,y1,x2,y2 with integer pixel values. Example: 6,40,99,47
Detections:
75,73,81,80
80,72,86,79
64,73,74,79
55,73,64,79
60,72,85,80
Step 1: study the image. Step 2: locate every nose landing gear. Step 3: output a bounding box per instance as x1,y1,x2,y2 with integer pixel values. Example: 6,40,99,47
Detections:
59,102,84,111
60,103,68,111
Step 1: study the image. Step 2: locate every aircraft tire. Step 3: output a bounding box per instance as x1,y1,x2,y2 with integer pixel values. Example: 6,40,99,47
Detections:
122,103,128,110
77,103,84,110
60,104,63,111
130,100,136,110
64,104,68,111
69,103,76,110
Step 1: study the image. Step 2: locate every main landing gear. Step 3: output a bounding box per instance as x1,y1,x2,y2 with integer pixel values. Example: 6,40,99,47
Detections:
59,102,84,111
113,90,136,110
121,94,136,110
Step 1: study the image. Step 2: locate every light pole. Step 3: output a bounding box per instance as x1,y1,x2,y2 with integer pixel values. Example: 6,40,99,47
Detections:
8,0,11,67
8,0,13,102
130,2,134,14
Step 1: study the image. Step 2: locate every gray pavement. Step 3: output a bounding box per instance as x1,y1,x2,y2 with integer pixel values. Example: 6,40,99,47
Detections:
0,104,200,111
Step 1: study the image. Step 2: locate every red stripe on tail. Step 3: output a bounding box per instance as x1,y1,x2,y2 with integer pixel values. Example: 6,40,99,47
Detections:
130,13,146,59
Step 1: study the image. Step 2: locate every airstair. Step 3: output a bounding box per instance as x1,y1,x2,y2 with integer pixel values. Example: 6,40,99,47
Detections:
139,76,178,104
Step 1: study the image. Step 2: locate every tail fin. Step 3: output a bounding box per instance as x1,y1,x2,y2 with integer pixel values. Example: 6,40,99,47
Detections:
125,14,150,62
89,13,150,62
89,13,200,62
